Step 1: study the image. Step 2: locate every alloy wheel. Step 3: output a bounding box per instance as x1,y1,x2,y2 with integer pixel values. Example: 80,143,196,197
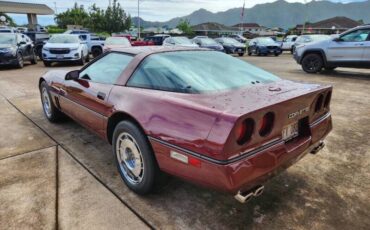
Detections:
116,132,144,185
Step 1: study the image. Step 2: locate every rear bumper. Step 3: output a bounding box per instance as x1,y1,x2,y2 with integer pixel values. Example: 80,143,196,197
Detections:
151,113,332,193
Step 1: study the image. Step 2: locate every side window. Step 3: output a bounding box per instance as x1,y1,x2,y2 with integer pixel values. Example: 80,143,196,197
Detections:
79,53,133,84
79,35,87,41
340,29,370,42
292,37,297,42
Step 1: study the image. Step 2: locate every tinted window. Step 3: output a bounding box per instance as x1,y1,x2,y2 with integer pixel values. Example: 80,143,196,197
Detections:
79,53,133,84
127,51,280,93
340,29,370,42
0,34,16,45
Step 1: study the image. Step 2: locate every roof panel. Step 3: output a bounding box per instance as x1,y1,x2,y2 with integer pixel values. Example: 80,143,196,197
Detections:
0,1,54,15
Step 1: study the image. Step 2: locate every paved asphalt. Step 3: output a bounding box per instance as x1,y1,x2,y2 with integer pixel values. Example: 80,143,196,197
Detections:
0,53,369,229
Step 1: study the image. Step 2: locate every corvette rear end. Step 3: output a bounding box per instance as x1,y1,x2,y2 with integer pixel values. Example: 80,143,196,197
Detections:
149,80,332,203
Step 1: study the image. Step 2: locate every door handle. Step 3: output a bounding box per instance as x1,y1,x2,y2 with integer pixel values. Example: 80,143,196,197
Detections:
355,43,364,46
97,92,106,100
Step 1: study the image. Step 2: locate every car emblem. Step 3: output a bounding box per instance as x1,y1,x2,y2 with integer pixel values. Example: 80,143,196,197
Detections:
288,107,309,119
268,86,281,92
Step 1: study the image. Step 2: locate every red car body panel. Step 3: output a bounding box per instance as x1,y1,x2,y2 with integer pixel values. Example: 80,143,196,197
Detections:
40,47,333,194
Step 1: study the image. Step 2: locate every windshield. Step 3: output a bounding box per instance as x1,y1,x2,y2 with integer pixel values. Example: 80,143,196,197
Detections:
173,37,193,44
0,34,16,45
200,38,218,45
106,37,131,46
220,38,240,45
257,37,276,45
127,51,280,93
48,35,80,44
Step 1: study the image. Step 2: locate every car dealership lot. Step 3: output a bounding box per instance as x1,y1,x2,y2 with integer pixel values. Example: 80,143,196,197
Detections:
0,54,369,229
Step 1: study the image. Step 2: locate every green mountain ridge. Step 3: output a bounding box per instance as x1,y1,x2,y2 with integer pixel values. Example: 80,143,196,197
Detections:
133,0,370,29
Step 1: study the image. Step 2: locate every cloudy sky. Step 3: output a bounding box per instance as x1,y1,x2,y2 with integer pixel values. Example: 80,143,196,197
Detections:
6,0,361,25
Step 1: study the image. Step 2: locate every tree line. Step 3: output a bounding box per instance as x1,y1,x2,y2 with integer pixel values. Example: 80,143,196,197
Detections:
55,0,131,34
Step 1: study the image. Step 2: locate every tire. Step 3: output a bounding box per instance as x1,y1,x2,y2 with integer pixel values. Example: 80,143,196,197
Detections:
39,81,64,122
113,121,160,195
238,53,244,57
43,61,51,67
256,48,261,56
247,48,252,56
85,53,90,62
292,46,296,54
274,53,280,57
301,53,323,73
30,50,38,64
15,53,24,68
92,47,102,58
78,52,85,65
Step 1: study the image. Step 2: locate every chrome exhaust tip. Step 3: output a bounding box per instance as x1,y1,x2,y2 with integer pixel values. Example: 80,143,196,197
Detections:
310,141,325,154
253,185,264,197
234,191,254,204
234,185,265,203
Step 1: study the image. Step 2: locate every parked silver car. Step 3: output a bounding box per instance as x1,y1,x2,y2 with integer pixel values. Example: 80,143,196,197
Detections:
293,25,370,73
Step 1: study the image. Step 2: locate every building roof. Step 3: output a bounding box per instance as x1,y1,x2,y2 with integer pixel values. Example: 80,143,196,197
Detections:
0,1,54,15
296,16,362,30
192,22,239,32
232,23,260,28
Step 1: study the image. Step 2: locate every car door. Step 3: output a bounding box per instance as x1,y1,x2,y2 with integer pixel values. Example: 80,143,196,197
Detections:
326,29,370,62
59,52,134,135
362,32,370,62
249,39,257,53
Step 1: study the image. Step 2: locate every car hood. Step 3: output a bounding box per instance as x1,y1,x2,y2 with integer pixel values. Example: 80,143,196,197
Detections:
202,45,224,50
44,43,80,49
0,44,15,49
300,39,332,49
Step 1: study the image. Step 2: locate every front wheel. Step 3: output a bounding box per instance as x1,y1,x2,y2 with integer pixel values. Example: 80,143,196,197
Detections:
15,53,24,68
78,52,85,65
113,121,160,195
301,53,323,73
238,53,244,57
40,81,64,122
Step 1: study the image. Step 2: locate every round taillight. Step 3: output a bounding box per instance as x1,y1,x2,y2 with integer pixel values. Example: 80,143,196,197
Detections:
235,118,254,145
315,94,324,112
259,112,274,136
324,91,331,108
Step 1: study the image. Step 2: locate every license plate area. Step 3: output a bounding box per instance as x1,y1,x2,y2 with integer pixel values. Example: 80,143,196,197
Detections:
282,121,299,142
56,54,64,59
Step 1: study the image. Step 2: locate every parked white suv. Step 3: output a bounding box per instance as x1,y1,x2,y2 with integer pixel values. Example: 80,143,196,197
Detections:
281,35,298,53
42,34,89,67
293,25,370,73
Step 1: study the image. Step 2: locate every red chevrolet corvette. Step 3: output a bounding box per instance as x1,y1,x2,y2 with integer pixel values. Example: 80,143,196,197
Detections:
39,47,332,203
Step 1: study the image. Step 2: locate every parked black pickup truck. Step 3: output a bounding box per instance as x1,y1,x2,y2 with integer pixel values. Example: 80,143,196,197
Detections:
23,32,49,59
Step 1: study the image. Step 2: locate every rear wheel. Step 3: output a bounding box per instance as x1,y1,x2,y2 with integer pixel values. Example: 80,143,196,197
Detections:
113,121,160,195
30,50,38,64
85,53,90,62
92,47,102,58
301,53,323,73
238,53,244,57
40,81,64,122
247,48,252,56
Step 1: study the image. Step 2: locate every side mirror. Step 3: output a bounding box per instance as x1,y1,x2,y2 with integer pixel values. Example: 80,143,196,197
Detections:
18,41,26,46
333,37,342,42
65,70,80,80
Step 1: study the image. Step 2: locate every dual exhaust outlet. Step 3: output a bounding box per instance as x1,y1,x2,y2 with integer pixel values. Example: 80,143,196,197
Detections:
234,185,264,204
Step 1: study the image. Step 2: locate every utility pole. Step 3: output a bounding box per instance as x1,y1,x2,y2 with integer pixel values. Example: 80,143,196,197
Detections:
54,2,57,14
138,0,141,39
302,0,308,35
